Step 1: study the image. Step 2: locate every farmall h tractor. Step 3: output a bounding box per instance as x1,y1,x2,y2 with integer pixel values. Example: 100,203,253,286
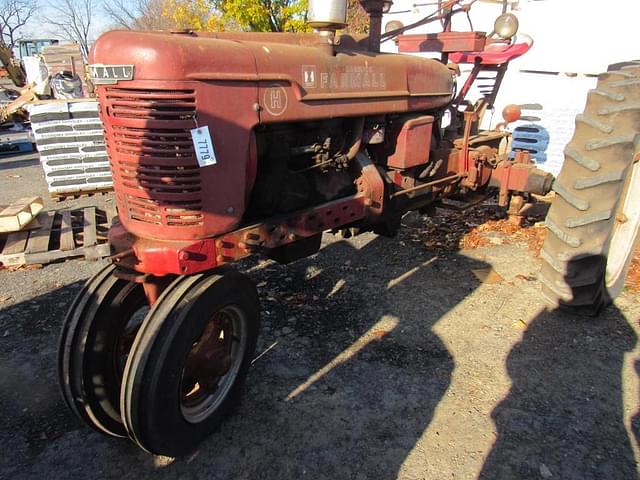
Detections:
58,0,640,456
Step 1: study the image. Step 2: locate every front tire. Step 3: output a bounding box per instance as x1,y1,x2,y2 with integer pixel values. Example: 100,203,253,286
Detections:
540,61,640,314
120,270,260,457
58,265,148,437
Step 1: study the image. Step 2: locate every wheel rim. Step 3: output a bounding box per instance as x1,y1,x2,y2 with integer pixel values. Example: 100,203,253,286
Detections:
59,268,152,438
114,304,149,377
86,287,149,434
179,305,247,424
606,161,640,287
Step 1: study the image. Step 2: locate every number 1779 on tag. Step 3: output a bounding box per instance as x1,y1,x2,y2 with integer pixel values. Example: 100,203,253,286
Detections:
190,126,218,167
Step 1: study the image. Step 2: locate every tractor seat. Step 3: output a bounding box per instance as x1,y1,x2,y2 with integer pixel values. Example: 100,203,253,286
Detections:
449,35,533,65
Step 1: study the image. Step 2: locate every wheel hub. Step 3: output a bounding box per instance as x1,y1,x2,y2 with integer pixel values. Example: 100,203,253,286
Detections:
606,161,640,287
179,306,246,424
183,315,233,393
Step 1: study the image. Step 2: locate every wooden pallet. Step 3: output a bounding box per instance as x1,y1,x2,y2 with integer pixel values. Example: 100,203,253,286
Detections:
51,187,114,202
0,203,117,267
0,197,44,233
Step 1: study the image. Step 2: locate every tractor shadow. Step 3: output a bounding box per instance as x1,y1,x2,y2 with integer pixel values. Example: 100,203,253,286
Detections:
479,260,638,480
632,359,640,450
0,278,87,478
170,203,534,478
1,208,637,480
209,229,482,479
0,203,486,480
0,217,484,480
0,152,39,171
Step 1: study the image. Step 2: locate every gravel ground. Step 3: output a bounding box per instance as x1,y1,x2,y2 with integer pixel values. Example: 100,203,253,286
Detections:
1,152,639,479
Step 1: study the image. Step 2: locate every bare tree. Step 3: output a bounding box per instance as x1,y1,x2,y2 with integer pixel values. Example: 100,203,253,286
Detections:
0,0,37,50
0,0,36,85
104,0,175,31
103,0,138,29
46,0,93,60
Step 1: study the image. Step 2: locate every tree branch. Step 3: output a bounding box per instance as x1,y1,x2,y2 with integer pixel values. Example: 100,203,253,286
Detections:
45,0,93,60
0,0,38,49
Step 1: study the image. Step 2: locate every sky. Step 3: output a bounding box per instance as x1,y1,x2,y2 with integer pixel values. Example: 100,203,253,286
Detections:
21,0,640,70
23,0,117,45
385,0,640,74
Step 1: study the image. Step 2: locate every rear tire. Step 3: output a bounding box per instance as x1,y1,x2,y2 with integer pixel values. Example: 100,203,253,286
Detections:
120,270,260,457
540,61,640,314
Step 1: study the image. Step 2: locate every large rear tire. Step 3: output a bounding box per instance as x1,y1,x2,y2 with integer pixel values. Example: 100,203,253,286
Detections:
120,270,260,457
540,61,640,314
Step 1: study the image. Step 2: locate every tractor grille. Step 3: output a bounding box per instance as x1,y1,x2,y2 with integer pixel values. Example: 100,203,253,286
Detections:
103,87,204,228
105,88,197,120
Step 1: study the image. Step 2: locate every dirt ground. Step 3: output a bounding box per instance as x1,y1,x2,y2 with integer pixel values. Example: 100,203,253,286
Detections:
1,151,639,479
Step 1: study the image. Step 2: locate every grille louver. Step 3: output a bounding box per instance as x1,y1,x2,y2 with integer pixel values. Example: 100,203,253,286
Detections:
103,87,204,228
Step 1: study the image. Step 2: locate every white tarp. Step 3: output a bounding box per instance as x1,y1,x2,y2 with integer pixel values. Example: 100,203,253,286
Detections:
21,56,50,96
382,0,639,176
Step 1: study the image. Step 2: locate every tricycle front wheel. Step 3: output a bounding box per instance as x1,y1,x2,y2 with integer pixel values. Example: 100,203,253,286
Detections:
120,269,260,457
58,265,149,437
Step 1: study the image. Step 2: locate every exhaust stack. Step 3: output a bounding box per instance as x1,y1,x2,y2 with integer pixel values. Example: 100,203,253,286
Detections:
308,0,348,32
359,1,394,52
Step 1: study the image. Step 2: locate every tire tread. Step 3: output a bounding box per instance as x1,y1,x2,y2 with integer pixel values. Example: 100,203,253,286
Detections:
540,65,640,313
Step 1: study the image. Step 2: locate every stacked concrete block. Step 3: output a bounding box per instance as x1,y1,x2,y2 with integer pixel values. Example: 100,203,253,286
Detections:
30,100,113,195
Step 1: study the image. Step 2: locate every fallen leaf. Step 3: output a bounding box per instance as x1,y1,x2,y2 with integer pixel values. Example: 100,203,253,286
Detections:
7,263,43,272
513,319,528,330
515,274,537,282
371,330,391,339
471,267,504,284
626,245,640,293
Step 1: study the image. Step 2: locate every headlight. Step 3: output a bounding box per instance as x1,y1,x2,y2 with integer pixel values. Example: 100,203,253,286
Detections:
494,13,519,40
384,20,404,33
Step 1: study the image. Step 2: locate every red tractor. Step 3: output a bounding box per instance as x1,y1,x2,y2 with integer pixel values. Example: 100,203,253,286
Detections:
58,0,640,456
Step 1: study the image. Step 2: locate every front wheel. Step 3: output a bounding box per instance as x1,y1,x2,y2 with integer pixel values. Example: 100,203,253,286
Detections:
540,61,640,314
120,269,260,457
58,265,148,437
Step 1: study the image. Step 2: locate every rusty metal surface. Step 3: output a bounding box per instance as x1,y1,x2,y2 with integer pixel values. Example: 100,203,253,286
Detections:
106,151,392,276
92,30,455,125
91,29,455,246
99,77,258,242
108,196,366,275
387,116,434,170
491,153,553,207
397,32,487,54
217,196,367,264
91,24,550,279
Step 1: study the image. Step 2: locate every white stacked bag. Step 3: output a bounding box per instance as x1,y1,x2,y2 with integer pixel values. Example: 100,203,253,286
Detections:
29,100,113,195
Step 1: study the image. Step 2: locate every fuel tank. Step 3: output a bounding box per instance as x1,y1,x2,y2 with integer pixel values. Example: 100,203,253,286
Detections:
91,30,454,241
